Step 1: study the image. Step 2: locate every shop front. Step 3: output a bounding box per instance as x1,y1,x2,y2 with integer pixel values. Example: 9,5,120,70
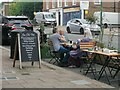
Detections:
49,6,81,26
63,6,81,25
49,8,63,26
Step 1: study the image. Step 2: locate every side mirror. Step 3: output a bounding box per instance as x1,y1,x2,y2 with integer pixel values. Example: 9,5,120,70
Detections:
79,23,82,25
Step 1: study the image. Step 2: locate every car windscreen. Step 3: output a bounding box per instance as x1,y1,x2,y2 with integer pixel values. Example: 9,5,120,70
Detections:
80,19,90,24
7,17,28,20
8,20,30,24
44,14,54,19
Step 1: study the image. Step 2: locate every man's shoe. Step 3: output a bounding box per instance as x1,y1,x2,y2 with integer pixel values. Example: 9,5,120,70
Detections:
58,62,65,67
58,61,70,67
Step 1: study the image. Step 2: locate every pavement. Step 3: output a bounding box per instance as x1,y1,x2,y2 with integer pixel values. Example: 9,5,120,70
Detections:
0,46,116,89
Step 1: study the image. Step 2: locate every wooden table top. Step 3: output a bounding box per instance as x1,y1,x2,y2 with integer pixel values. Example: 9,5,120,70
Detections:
60,42,73,46
82,49,120,57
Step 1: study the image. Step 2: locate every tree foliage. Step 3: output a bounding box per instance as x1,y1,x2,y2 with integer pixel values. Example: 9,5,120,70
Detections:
86,15,98,24
8,1,43,19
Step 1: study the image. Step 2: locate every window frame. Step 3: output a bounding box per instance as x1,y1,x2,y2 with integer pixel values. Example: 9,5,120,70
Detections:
72,0,76,5
57,0,62,7
46,0,49,9
94,0,101,5
64,0,68,7
52,0,57,8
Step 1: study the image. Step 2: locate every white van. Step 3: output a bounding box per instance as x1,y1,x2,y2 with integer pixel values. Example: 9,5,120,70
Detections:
94,12,120,28
34,12,56,26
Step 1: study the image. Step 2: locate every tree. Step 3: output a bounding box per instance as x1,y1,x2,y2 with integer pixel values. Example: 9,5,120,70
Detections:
8,2,22,16
8,1,43,19
86,15,98,24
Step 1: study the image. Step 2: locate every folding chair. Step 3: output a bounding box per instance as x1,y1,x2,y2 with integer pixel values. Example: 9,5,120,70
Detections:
79,42,97,78
80,52,97,78
48,40,61,64
108,57,120,79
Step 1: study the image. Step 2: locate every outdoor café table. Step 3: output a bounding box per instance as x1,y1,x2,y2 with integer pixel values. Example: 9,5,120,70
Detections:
82,49,120,84
60,42,73,46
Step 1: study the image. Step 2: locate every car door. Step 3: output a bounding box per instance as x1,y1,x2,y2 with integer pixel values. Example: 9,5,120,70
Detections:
73,20,81,32
68,19,75,32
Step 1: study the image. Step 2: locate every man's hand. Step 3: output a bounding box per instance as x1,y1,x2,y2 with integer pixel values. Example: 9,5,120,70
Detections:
59,36,67,42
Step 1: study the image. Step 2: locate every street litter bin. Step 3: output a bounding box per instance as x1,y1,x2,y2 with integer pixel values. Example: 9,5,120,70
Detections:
10,30,25,59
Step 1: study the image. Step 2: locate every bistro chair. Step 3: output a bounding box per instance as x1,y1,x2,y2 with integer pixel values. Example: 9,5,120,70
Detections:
108,57,120,79
79,41,97,78
80,52,97,78
48,40,61,64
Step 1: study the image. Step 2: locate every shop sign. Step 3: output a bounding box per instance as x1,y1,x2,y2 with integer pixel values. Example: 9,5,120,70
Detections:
64,7,80,13
80,1,89,10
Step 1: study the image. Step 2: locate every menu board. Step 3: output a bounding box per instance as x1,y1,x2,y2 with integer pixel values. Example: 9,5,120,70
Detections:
19,31,40,62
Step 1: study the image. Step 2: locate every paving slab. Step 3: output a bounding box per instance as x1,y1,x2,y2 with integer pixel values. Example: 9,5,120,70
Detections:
1,47,115,89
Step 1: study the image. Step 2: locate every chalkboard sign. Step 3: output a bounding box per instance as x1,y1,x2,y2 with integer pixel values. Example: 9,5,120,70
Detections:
13,31,41,69
19,31,39,61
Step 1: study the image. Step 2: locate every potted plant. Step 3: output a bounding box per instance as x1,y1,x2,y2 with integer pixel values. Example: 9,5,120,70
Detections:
96,42,105,51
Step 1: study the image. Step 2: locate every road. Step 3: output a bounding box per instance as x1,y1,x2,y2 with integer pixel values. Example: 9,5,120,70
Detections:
43,26,119,49
2,26,119,50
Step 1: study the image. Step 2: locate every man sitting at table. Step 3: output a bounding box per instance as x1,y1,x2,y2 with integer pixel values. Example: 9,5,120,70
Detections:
59,30,69,42
49,28,70,66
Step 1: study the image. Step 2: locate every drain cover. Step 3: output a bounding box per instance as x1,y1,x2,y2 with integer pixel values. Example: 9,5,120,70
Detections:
6,77,19,80
0,77,6,80
3,71,15,74
21,73,30,75
71,80,91,85
0,77,18,80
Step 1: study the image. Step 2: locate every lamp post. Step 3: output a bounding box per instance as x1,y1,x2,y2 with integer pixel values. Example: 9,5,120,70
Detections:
33,1,36,17
100,0,103,42
22,3,23,15
34,1,35,12
114,0,116,12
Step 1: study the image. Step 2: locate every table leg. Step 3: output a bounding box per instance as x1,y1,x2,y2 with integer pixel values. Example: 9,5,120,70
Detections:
113,67,120,79
98,56,111,80
113,57,120,78
104,68,111,85
85,53,97,77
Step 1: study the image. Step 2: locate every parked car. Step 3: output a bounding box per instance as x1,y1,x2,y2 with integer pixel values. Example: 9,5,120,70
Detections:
34,12,56,26
1,16,33,45
66,18,101,34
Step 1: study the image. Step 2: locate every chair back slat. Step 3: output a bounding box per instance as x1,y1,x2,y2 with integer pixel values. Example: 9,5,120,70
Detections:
80,42,95,49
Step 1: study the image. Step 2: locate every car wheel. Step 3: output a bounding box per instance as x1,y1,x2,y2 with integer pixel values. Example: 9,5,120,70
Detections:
80,28,84,34
66,27,71,33
104,23,108,28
